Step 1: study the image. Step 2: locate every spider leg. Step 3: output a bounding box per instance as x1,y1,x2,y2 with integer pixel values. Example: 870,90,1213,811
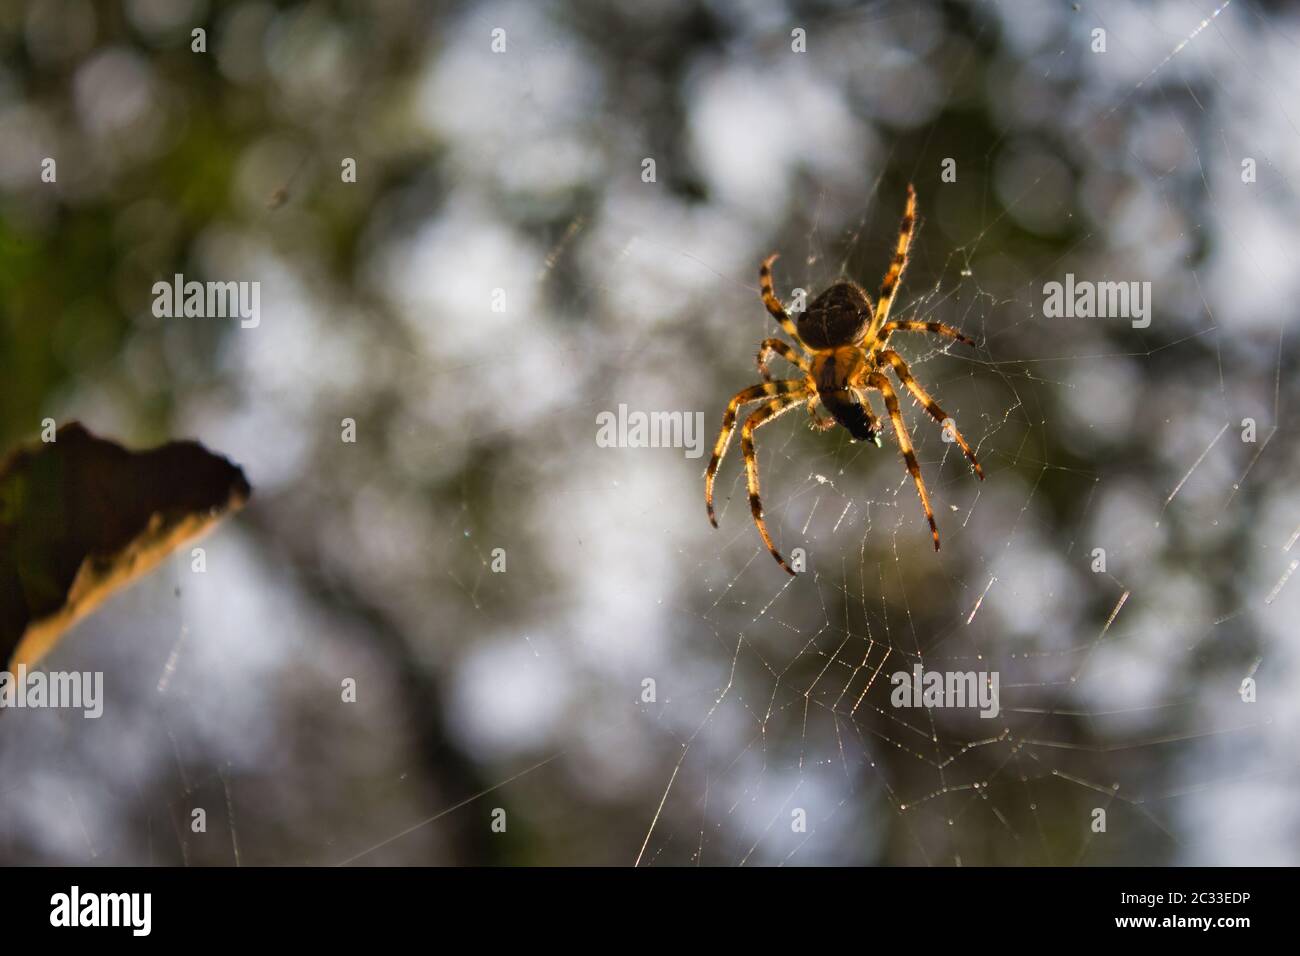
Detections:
863,184,917,343
879,319,976,349
806,395,837,431
739,392,810,575
865,371,940,551
878,349,984,479
705,379,808,527
756,337,810,381
759,255,812,352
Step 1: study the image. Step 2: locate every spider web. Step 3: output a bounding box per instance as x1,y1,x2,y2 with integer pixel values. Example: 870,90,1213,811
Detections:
619,0,1299,866
3,0,1299,869
638,244,1135,866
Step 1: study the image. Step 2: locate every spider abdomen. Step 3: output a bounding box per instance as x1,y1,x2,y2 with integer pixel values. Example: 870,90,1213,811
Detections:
798,281,873,349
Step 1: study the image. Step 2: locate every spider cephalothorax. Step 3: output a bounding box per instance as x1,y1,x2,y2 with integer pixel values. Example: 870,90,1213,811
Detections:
705,185,985,575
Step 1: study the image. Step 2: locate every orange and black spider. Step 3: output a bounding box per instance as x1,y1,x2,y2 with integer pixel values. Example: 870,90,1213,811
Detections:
705,185,984,575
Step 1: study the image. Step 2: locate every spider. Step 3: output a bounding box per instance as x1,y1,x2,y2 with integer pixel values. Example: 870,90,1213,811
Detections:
704,184,984,575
